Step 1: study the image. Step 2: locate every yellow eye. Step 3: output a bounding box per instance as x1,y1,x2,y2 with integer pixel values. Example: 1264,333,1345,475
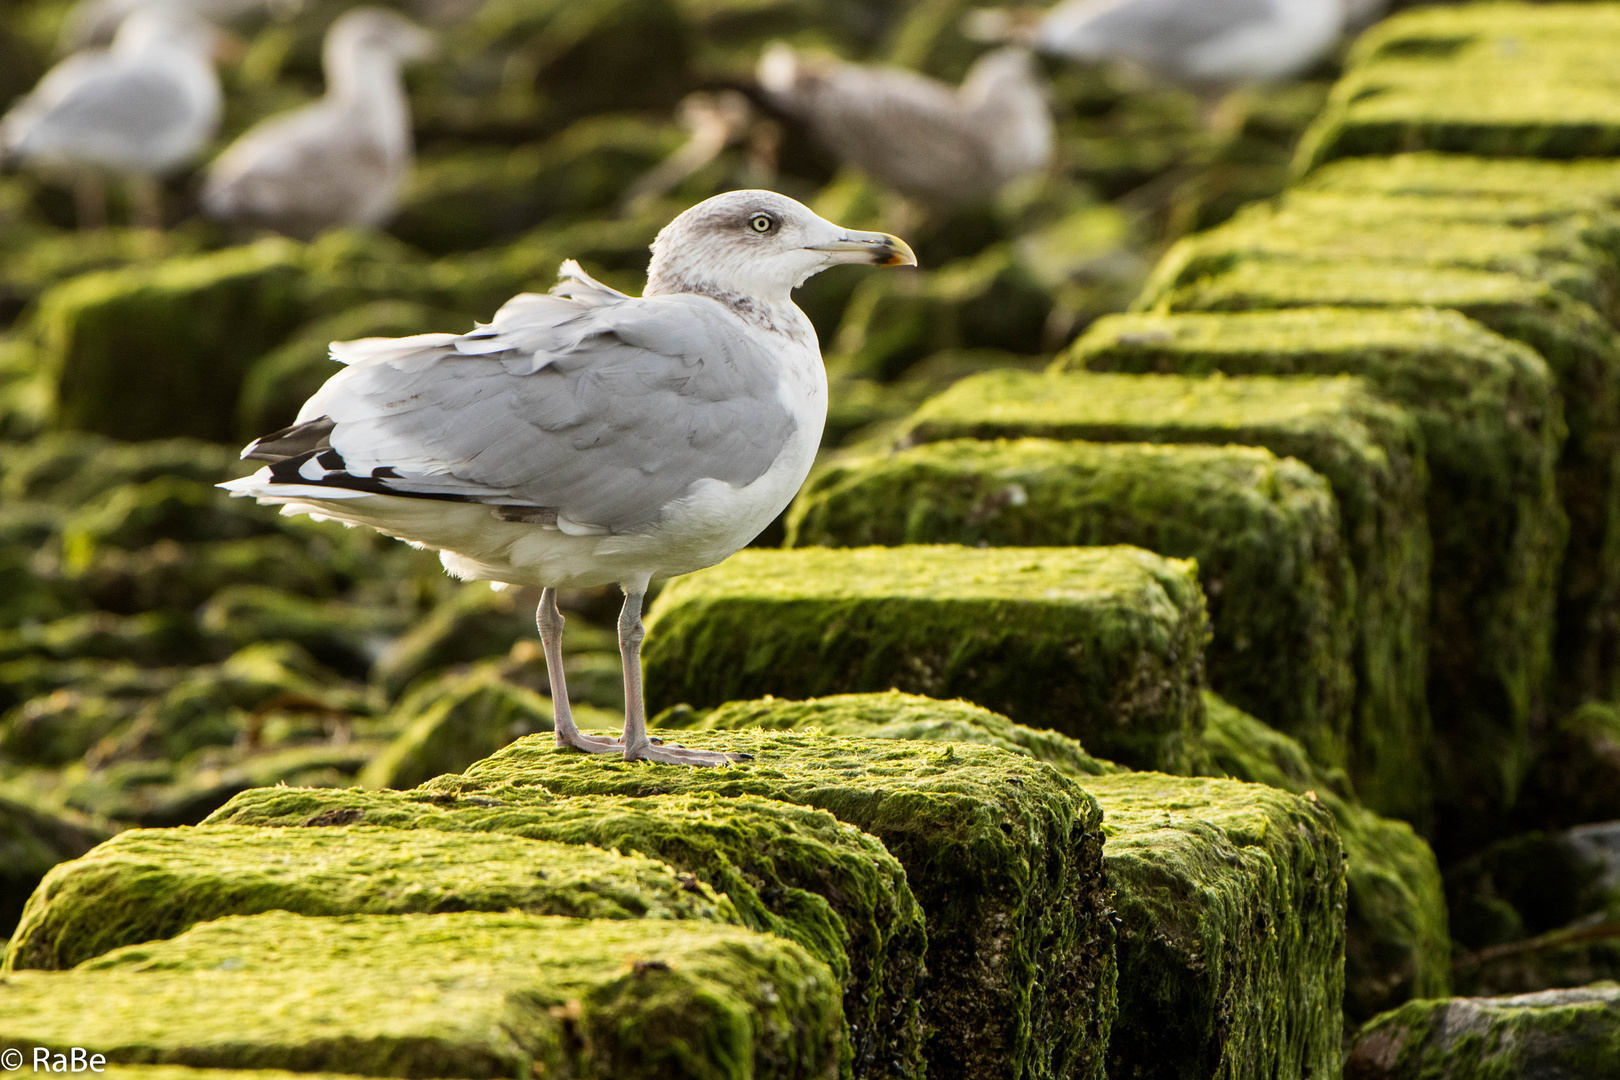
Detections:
749,213,774,233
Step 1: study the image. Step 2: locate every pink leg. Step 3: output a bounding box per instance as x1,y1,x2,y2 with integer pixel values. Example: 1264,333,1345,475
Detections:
616,588,745,766
537,588,620,754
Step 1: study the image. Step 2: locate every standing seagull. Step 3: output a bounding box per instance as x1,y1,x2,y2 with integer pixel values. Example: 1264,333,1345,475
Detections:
0,5,222,228
201,7,434,239
756,44,1052,208
222,190,916,766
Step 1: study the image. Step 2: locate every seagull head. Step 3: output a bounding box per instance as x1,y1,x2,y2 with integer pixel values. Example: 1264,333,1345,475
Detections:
644,189,916,305
111,5,221,58
326,7,436,66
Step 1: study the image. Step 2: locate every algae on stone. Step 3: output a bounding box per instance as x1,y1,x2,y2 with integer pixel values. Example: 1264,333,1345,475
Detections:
419,730,1113,1080
1062,307,1565,829
787,438,1354,782
901,371,1430,818
1083,772,1346,1080
4,823,733,971
642,544,1207,774
0,910,844,1080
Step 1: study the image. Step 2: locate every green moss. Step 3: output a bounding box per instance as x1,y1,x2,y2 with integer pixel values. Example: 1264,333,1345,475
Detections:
1082,772,1346,1080
37,239,309,443
1346,983,1620,1080
1061,308,1565,830
198,586,395,678
371,584,536,699
643,544,1207,774
1299,153,1620,208
787,437,1354,781
0,792,113,937
1144,258,1620,737
0,910,844,1080
5,824,734,971
0,611,224,669
671,690,1125,778
0,434,240,506
415,730,1114,1080
1198,691,1450,1024
901,371,1431,820
204,785,926,1080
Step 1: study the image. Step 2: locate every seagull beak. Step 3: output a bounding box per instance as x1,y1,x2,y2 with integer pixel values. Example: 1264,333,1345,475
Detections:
807,230,919,267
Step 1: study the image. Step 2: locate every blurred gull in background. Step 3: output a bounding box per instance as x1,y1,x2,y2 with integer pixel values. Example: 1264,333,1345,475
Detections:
756,43,1053,209
201,7,434,240
60,0,296,50
0,4,222,228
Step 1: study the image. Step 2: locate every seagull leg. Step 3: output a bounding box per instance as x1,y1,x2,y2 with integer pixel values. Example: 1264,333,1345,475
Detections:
537,588,620,754
617,588,745,767
73,174,107,231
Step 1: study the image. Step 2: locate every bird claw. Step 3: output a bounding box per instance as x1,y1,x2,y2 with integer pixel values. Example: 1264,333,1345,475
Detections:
555,730,623,754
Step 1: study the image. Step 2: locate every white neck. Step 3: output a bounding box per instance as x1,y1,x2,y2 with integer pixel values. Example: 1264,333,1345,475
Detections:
326,43,412,157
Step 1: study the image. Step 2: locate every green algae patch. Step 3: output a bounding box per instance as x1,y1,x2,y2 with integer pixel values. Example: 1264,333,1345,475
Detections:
37,240,309,443
1345,983,1620,1080
901,371,1429,815
4,824,734,972
204,786,924,1080
1063,308,1565,830
671,690,1125,779
1198,692,1450,1024
642,544,1206,775
429,731,1113,1080
1081,772,1346,1080
787,438,1354,787
0,910,844,1080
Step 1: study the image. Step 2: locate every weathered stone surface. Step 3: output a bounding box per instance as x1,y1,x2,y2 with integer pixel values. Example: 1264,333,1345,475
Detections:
205,785,926,1080
4,824,734,971
787,438,1353,787
901,370,1428,814
0,792,113,937
1346,983,1620,1080
1198,691,1451,1023
0,910,844,1080
1063,307,1565,829
420,731,1113,1080
642,544,1207,774
1083,772,1345,1080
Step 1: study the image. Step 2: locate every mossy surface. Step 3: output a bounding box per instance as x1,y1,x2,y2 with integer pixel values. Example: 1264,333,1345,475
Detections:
1082,772,1346,1080
38,240,309,443
206,784,925,1080
902,371,1431,820
1198,692,1450,1024
667,690,1125,779
1345,983,1620,1080
4,824,733,971
1063,308,1565,830
0,910,844,1080
642,544,1207,774
1300,152,1620,208
418,731,1113,1080
788,438,1354,783
213,790,920,1079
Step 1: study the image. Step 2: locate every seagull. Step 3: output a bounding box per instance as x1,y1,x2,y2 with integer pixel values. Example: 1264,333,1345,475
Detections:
756,43,1053,208
59,0,294,50
200,7,434,240
221,190,917,766
0,4,222,228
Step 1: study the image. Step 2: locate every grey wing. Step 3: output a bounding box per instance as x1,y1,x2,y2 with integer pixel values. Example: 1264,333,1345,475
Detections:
243,289,797,534
8,62,193,159
1042,0,1277,63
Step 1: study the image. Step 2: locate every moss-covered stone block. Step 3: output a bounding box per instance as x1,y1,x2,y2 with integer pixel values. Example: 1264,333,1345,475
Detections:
664,690,1125,779
643,544,1207,774
900,371,1430,818
4,824,734,971
371,584,537,699
1295,4,1620,170
0,793,113,937
0,433,240,506
1084,772,1345,1080
1198,692,1450,1024
198,586,396,678
0,611,224,669
1062,308,1565,829
1345,983,1620,1080
1299,152,1620,209
1516,700,1620,830
787,437,1354,782
206,783,927,1080
415,731,1113,1080
1143,258,1620,738
0,910,844,1079
38,239,309,443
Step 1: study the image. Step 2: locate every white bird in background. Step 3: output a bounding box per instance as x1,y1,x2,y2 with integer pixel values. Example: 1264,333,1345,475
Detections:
0,4,222,229
757,43,1053,209
222,190,917,766
201,7,434,240
59,0,292,50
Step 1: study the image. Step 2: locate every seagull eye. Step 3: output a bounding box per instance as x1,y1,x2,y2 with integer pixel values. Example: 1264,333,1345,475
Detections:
748,213,776,234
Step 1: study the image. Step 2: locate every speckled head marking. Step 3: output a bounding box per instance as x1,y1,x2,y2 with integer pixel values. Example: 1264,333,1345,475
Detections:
644,189,915,316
